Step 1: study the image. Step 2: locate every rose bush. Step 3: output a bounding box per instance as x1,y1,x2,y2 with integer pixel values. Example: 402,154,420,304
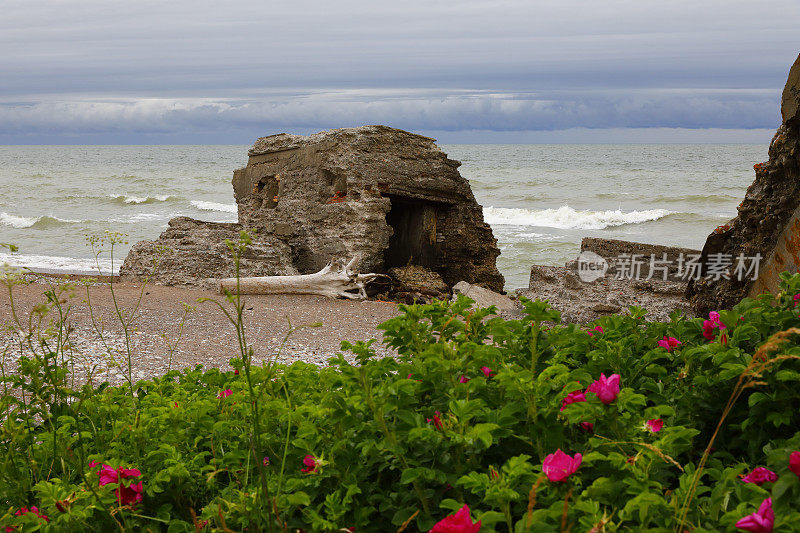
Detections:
3,270,800,530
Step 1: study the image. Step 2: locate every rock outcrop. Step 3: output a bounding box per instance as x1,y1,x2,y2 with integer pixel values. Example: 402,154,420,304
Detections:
686,53,800,313
121,126,504,291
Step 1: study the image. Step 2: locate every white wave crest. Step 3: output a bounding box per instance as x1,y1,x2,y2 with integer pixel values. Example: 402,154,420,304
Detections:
190,200,237,214
110,194,174,204
0,212,38,228
515,232,558,240
0,252,115,274
483,206,672,230
128,213,169,222
0,212,82,228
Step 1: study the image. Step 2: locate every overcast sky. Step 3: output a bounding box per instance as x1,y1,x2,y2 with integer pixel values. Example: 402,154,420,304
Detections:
1,0,798,144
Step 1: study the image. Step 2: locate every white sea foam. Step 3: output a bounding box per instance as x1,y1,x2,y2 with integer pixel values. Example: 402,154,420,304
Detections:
127,213,170,222
190,200,237,214
0,212,82,228
483,206,672,230
514,232,558,240
0,252,115,274
0,212,38,228
110,194,174,205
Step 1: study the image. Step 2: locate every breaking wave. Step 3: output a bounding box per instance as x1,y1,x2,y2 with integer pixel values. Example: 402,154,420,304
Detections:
108,194,175,205
190,200,237,214
483,206,672,230
0,252,114,274
0,212,81,229
0,212,37,228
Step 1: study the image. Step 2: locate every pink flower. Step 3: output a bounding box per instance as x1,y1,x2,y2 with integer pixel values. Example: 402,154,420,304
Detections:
459,375,470,384
98,465,119,486
735,497,773,533
657,336,681,351
117,481,144,507
580,422,594,432
793,294,800,307
646,419,664,433
217,388,233,399
6,506,50,531
430,504,481,533
301,454,317,473
263,456,270,466
427,411,444,430
560,390,587,411
789,451,800,478
88,460,100,468
97,465,144,506
741,467,778,486
587,326,604,337
481,366,494,378
542,449,582,482
12,506,48,522
234,369,239,375
703,311,726,340
587,373,621,404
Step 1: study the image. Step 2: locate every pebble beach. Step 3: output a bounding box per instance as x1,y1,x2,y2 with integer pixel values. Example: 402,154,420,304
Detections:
0,274,401,383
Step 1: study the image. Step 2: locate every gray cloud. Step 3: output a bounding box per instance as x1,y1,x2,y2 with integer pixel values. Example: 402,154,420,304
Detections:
0,88,780,136
1,0,798,142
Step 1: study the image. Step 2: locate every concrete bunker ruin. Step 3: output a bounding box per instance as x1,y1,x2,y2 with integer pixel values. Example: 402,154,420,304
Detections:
121,126,504,293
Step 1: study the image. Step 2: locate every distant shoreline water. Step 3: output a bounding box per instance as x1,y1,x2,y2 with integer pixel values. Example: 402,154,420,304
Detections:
0,144,766,289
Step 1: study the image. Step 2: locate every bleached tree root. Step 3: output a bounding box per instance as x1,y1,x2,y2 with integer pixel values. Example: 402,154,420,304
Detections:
218,256,384,299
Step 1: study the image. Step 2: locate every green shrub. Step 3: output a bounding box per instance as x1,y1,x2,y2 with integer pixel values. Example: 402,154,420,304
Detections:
2,269,800,531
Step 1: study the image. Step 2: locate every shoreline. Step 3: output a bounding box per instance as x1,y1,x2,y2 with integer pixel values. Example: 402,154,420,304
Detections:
19,268,118,281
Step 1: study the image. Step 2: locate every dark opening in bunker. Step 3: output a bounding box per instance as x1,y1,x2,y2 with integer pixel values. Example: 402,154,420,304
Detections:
254,175,280,209
384,195,441,269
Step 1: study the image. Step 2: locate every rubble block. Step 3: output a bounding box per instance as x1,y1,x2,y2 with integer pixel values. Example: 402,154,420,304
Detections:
580,237,701,282
452,281,517,310
518,238,695,325
121,217,296,288
121,126,504,291
686,54,800,313
388,265,450,303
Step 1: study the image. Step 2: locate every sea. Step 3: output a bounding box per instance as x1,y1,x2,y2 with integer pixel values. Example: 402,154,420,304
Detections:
0,144,766,290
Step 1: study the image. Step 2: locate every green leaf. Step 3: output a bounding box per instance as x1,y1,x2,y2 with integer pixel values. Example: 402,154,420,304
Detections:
286,491,311,507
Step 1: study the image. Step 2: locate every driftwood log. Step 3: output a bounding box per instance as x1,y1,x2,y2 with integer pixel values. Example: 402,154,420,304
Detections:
218,256,383,299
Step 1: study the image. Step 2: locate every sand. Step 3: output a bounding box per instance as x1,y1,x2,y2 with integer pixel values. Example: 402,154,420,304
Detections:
0,273,401,384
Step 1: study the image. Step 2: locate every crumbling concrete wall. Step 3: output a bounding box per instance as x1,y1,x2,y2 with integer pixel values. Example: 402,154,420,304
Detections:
120,217,296,288
686,53,800,313
121,126,504,291
519,237,696,324
578,237,701,282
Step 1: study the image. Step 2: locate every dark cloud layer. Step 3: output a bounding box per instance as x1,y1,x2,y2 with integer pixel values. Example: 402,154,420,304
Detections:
1,0,798,143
